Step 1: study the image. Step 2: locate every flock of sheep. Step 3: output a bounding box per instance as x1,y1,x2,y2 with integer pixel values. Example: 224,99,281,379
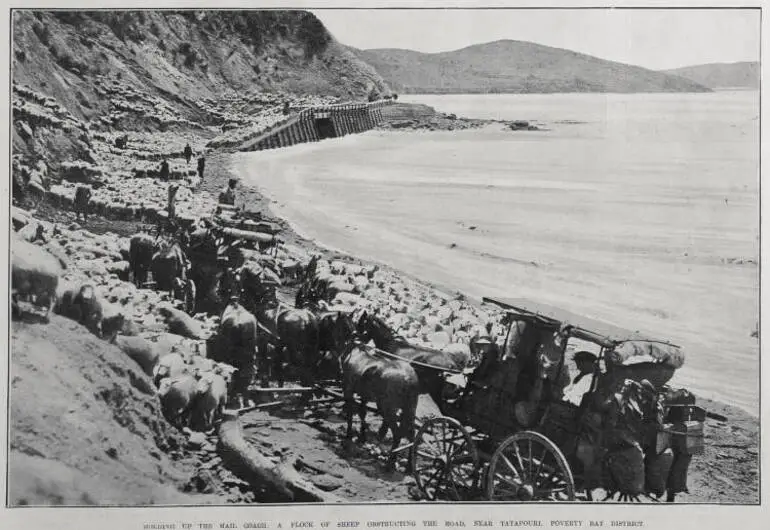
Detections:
11,212,245,434
310,257,506,360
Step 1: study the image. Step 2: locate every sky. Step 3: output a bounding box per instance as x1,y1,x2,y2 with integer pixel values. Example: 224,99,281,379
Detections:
311,8,760,71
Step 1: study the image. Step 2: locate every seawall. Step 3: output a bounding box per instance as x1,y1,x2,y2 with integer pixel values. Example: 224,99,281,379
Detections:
236,100,394,152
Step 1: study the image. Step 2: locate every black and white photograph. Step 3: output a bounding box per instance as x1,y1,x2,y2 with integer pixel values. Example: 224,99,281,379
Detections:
3,0,763,521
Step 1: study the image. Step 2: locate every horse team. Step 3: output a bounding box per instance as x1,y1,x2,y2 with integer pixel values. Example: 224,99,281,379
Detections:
124,225,441,467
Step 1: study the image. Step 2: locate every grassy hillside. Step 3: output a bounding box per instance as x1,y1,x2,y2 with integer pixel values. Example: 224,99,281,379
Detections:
12,10,390,125
663,62,759,89
351,40,711,94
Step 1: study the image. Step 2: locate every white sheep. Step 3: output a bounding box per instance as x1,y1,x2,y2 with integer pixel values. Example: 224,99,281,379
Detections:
153,352,187,387
193,372,228,431
114,335,160,377
158,374,198,428
12,237,63,320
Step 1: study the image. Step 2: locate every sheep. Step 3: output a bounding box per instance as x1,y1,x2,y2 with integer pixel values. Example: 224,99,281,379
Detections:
114,335,160,377
193,372,228,431
345,264,364,277
56,284,104,337
100,312,126,343
12,237,63,321
326,279,356,298
142,332,187,357
279,258,302,284
157,374,197,428
152,352,187,387
17,221,46,243
157,304,204,340
106,261,131,282
352,276,370,293
189,356,216,375
330,260,347,275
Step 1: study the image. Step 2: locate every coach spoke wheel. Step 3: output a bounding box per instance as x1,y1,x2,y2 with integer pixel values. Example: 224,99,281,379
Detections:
412,416,479,501
486,431,575,502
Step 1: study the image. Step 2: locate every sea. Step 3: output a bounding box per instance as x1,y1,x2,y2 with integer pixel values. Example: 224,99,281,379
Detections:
232,91,760,416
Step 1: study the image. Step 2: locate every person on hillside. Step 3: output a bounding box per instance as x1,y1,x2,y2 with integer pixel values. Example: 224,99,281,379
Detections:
219,178,237,206
159,158,170,181
74,185,92,223
197,155,206,182
183,143,193,164
282,101,291,115
167,183,180,223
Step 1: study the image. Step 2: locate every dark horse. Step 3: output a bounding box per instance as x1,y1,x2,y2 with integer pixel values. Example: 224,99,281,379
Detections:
339,342,419,469
250,290,320,389
206,300,258,408
151,238,188,293
356,311,467,411
295,292,357,381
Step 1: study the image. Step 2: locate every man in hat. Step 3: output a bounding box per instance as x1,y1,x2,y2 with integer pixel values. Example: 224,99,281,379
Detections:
197,154,206,182
465,333,500,392
167,183,180,222
158,158,170,181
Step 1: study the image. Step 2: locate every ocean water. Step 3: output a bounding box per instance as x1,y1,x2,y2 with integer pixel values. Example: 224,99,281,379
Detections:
232,91,760,415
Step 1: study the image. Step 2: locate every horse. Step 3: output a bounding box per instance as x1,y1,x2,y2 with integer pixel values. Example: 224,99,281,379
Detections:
318,310,357,359
356,311,467,410
129,232,158,287
206,300,258,408
250,290,320,389
151,238,188,293
339,342,419,469
295,294,357,381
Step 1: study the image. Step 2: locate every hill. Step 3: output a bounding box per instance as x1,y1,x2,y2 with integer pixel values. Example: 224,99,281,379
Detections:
663,62,759,89
11,10,390,185
12,10,389,125
351,40,711,94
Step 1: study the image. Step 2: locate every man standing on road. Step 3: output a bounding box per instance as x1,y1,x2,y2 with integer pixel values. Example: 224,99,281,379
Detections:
219,178,237,205
159,158,170,181
183,143,193,165
197,155,206,182
167,183,180,222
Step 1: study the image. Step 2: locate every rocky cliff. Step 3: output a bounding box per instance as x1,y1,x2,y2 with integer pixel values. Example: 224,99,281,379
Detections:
13,10,389,123
11,10,389,192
